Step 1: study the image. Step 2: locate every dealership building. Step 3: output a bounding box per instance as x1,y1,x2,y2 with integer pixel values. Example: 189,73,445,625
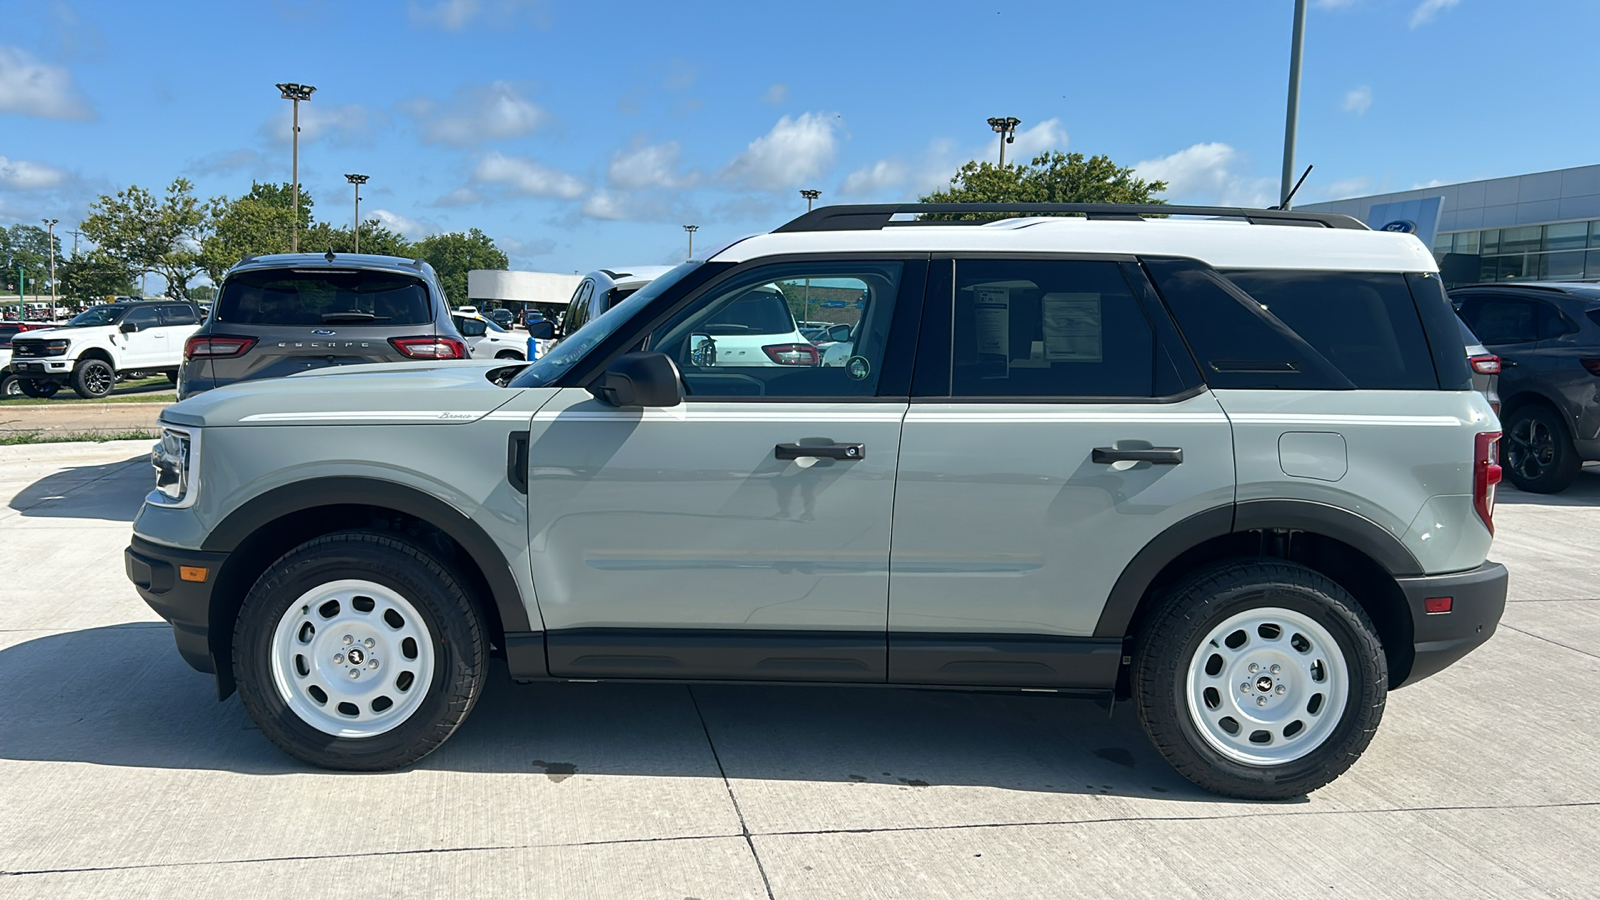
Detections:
1302,163,1600,286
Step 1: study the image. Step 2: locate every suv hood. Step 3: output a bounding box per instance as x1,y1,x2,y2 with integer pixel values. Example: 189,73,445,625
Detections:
12,325,110,340
161,359,535,428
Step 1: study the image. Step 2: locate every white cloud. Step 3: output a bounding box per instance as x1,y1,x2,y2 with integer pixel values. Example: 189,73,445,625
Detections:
410,82,545,146
1005,118,1069,163
1410,0,1459,28
721,112,841,191
608,139,697,190
0,46,92,120
581,190,630,221
1411,178,1447,190
761,83,788,105
262,102,377,147
839,160,908,196
1133,142,1277,207
1341,85,1373,115
472,151,586,199
0,156,69,191
1317,176,1374,200
408,0,548,29
368,208,438,240
433,187,481,207
500,235,556,257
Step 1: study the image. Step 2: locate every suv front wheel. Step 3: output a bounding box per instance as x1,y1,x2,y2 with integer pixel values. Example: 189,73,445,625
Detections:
1133,560,1386,800
234,531,487,770
71,358,116,399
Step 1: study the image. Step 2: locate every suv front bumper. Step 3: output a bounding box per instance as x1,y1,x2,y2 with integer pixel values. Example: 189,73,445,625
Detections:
1395,561,1508,685
126,536,228,678
8,359,73,381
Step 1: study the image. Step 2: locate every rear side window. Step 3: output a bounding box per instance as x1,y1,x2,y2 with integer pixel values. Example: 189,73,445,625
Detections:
1222,269,1438,390
1589,309,1600,329
701,288,798,336
216,270,433,326
1456,295,1539,344
160,305,198,326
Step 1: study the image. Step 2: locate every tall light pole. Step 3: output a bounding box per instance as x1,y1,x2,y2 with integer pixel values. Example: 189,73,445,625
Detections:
276,82,317,252
42,218,58,309
1280,0,1307,208
800,189,820,211
345,173,368,254
987,116,1021,167
683,224,698,260
67,228,81,258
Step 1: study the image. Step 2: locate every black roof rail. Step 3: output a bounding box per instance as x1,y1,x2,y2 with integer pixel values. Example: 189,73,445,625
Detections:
772,203,1369,233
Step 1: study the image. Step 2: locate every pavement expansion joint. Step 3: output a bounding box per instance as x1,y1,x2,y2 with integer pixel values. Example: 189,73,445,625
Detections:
1499,624,1600,662
686,684,776,900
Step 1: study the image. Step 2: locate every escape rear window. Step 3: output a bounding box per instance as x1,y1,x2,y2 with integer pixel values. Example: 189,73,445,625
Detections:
216,269,433,327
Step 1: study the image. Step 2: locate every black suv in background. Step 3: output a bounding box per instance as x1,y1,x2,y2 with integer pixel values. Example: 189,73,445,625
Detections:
178,253,469,399
1452,282,1600,492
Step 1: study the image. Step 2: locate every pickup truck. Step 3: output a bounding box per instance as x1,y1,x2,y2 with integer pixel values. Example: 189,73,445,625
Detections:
8,301,203,398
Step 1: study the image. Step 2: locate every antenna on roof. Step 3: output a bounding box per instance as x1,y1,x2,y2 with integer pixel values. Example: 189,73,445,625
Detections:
324,248,336,262
1273,164,1313,210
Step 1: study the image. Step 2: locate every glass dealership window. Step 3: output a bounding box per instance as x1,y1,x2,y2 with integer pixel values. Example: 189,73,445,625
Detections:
1544,250,1586,280
1501,226,1542,255
1481,229,1501,255
1545,222,1588,252
1454,231,1480,255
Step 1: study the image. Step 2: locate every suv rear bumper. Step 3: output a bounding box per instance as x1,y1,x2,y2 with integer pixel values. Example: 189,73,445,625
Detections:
1395,561,1508,685
126,536,227,677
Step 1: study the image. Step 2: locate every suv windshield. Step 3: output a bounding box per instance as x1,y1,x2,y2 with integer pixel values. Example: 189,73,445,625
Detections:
511,262,702,388
216,269,433,326
66,305,127,327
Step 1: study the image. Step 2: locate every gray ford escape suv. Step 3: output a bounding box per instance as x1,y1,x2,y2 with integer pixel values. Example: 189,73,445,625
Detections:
177,253,468,399
127,203,1507,800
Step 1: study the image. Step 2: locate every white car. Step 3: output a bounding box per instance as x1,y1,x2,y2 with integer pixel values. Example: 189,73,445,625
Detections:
559,267,676,342
8,302,203,398
451,310,529,360
688,284,817,367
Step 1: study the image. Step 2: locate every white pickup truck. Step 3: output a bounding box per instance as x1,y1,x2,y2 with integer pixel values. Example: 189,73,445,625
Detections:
8,301,204,399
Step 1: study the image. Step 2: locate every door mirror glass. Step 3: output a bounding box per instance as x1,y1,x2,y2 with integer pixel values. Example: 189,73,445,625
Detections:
587,351,683,407
527,319,554,340
461,318,487,337
689,333,717,367
119,321,140,333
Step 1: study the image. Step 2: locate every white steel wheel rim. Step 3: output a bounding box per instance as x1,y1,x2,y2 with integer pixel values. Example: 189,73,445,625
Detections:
1184,606,1350,766
269,579,437,738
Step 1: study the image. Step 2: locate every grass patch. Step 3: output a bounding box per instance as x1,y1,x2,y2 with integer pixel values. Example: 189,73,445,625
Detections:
1,375,175,405
0,430,159,446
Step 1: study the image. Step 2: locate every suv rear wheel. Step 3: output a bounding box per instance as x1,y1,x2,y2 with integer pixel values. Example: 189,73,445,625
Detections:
71,358,115,399
1503,404,1580,494
1133,560,1386,800
233,531,487,770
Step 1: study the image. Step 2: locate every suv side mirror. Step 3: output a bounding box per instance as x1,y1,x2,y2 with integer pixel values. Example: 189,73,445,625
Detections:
689,333,717,367
462,319,487,337
587,352,683,408
119,321,140,333
526,319,554,340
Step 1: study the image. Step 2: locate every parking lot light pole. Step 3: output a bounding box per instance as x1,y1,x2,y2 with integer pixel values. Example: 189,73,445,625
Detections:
987,116,1021,167
683,224,698,260
345,174,369,254
42,218,58,309
800,189,820,211
275,82,317,252
1280,0,1307,209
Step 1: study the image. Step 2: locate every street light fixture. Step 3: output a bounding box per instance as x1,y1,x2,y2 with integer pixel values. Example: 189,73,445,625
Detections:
987,116,1021,167
41,218,58,310
275,82,317,252
345,174,369,254
683,224,698,260
800,189,820,211
1279,0,1307,208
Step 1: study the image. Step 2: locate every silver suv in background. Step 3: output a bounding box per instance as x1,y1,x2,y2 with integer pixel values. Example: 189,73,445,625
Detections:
177,253,469,399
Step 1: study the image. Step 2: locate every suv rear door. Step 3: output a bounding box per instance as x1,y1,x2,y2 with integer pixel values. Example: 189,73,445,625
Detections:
887,257,1234,688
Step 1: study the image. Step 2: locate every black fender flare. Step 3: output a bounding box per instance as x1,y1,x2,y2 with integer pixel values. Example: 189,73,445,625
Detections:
204,477,532,634
1092,500,1422,639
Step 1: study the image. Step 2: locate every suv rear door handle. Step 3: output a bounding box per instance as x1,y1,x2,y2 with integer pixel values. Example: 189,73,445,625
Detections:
776,442,865,460
1092,447,1183,465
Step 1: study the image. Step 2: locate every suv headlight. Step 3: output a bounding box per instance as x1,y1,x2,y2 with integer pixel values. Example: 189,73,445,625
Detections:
150,426,198,507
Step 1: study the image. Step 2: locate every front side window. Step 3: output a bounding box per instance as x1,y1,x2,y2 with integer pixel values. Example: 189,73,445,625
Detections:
216,269,433,326
648,262,902,399
122,306,160,329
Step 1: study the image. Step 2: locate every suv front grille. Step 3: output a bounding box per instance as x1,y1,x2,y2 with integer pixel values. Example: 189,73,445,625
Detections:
10,340,65,358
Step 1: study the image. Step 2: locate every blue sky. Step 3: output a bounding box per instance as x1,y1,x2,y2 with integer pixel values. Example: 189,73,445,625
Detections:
2,0,1595,288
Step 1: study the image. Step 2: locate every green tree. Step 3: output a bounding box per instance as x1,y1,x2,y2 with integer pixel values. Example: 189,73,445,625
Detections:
411,229,508,307
920,151,1167,219
57,250,136,303
80,178,214,300
199,181,314,281
189,284,218,302
301,219,413,258
1,224,62,294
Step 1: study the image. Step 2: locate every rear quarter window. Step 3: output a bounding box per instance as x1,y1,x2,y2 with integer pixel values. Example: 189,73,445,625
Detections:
217,270,433,326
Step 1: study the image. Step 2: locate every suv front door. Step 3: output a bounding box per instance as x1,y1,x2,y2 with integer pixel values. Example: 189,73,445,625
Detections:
887,257,1235,688
116,305,164,369
525,258,926,681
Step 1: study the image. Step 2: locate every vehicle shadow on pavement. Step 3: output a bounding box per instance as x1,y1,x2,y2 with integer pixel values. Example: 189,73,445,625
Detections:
9,455,148,522
1497,465,1600,507
0,624,1212,801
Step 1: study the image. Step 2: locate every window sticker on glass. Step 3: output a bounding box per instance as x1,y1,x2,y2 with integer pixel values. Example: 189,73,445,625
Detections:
1042,292,1103,362
974,286,1010,358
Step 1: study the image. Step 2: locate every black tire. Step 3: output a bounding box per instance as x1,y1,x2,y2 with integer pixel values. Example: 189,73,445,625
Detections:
494,350,525,360
1133,560,1387,800
1503,404,1580,494
18,378,60,399
0,373,20,398
70,358,116,399
233,531,487,771
165,371,179,384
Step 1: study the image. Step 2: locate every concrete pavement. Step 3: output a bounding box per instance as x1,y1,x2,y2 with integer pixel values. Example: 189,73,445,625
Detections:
0,442,1596,898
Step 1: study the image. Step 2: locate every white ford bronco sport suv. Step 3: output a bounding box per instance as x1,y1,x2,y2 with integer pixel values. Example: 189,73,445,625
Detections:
10,301,203,398
126,203,1507,799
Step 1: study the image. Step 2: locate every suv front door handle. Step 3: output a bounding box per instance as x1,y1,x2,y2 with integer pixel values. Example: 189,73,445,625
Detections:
1092,447,1183,465
776,442,865,461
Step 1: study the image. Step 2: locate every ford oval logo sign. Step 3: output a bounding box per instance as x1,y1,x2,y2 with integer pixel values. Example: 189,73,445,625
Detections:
1381,220,1417,233
311,328,336,336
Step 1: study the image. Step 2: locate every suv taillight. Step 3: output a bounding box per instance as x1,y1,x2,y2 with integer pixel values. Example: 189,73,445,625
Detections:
1470,354,1501,375
762,343,820,366
185,335,257,359
1580,358,1600,377
1474,431,1502,535
389,336,467,359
